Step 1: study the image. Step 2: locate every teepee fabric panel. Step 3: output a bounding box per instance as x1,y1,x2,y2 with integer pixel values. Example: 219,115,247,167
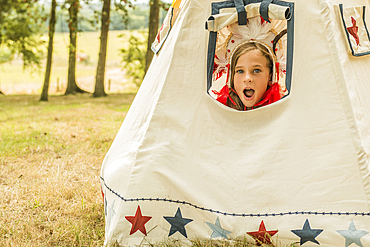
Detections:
317,0,370,202
331,2,370,174
101,0,370,246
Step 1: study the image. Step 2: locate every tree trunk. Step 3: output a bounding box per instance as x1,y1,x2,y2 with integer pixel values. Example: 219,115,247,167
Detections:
145,0,159,74
93,0,111,98
64,0,87,95
40,0,57,101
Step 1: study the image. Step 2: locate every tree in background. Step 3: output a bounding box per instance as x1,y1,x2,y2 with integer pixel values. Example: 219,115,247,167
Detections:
120,1,169,87
93,0,111,97
64,0,88,95
144,0,159,74
40,0,57,101
93,0,133,97
0,0,45,68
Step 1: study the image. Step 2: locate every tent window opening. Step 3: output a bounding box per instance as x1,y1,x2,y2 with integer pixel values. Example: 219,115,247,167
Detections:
206,0,294,111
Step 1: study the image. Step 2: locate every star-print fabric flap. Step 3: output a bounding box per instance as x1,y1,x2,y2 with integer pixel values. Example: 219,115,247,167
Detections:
339,4,370,56
151,0,181,54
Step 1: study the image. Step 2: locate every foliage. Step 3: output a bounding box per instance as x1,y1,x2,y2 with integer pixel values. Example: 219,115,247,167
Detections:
119,31,147,86
52,2,174,33
53,1,143,33
112,0,135,28
2,1,164,36
0,0,47,67
159,0,171,11
112,5,149,30
0,47,11,63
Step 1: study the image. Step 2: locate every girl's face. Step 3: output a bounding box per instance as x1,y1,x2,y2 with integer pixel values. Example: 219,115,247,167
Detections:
233,49,272,108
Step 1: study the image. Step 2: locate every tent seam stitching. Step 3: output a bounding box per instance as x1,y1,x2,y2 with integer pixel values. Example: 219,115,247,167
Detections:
100,176,370,217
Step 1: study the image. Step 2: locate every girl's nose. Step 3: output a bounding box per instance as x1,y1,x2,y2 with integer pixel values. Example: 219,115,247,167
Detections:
243,72,252,83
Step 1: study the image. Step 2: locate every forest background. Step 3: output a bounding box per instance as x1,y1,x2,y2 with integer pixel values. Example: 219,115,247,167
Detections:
0,0,170,97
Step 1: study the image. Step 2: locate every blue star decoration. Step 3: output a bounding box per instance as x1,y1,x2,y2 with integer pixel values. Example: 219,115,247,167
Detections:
164,207,193,238
107,200,116,227
291,219,323,245
206,217,232,239
336,220,369,247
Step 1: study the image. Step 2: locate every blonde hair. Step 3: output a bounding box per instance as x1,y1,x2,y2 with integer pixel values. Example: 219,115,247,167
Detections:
227,42,273,111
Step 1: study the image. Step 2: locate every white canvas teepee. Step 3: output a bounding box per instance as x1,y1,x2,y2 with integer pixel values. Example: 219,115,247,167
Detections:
100,0,370,246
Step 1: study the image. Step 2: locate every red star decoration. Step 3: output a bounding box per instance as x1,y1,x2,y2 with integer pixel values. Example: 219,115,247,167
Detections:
247,220,278,246
347,16,360,46
125,206,152,236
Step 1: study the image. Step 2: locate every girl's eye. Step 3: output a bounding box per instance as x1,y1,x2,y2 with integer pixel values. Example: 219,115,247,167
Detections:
236,69,244,74
253,69,261,73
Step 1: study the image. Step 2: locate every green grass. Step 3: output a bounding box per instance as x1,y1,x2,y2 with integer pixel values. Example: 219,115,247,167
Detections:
0,93,135,246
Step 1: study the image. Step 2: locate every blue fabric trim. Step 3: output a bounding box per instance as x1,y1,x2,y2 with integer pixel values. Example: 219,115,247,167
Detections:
207,0,294,98
339,4,370,57
284,2,294,95
260,0,273,23
212,1,235,15
363,6,370,41
101,176,370,217
207,31,217,91
234,0,247,25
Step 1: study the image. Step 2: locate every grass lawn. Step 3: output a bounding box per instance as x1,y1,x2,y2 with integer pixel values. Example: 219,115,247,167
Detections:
0,93,134,246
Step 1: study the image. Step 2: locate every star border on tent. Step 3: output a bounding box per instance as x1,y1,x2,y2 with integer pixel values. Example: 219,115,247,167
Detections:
247,220,278,246
125,205,152,236
206,217,232,239
291,219,323,245
336,220,369,247
164,207,193,238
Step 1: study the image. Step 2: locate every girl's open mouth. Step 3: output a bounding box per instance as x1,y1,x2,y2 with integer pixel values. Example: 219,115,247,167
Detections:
244,89,255,98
